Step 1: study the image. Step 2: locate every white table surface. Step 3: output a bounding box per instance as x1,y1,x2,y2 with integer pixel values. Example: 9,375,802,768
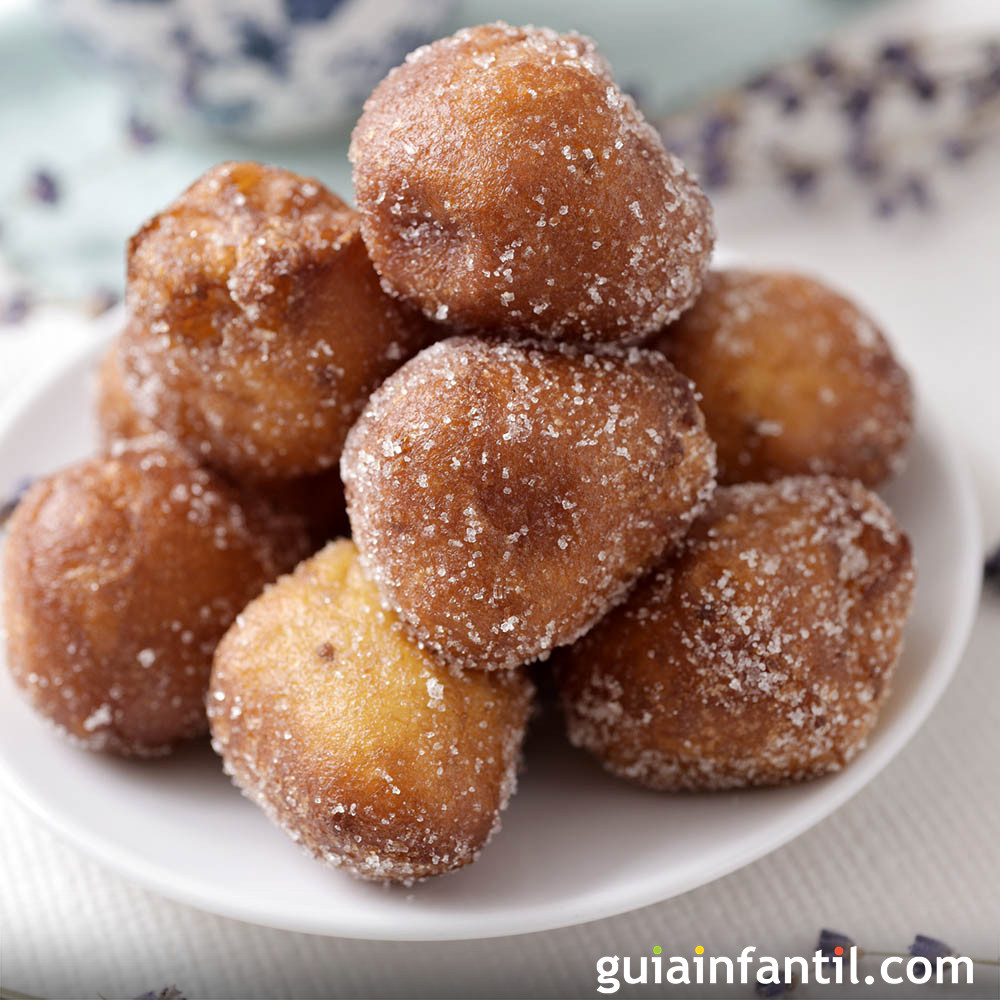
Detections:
2,1,999,998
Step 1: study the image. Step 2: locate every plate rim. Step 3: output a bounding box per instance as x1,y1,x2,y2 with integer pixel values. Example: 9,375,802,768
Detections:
0,326,984,941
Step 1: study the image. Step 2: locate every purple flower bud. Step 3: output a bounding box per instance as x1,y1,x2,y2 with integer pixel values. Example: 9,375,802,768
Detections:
809,48,839,79
132,989,185,1000
846,132,882,180
126,112,159,148
903,174,932,210
701,154,730,190
817,928,856,959
783,164,819,196
699,111,735,148
843,87,874,124
1,291,31,325
0,477,34,527
909,935,952,961
942,136,976,162
880,40,914,67
908,71,938,102
755,977,790,998
744,70,777,93
27,169,59,205
875,194,897,218
985,543,1000,591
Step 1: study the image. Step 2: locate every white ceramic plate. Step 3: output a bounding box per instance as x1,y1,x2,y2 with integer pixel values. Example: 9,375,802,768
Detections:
0,316,981,941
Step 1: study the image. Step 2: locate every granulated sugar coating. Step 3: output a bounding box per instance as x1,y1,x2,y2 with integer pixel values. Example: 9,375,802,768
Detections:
1,438,310,757
341,336,717,671
653,270,913,487
94,339,157,447
209,540,534,883
95,337,348,548
350,22,714,344
557,476,915,790
122,161,439,484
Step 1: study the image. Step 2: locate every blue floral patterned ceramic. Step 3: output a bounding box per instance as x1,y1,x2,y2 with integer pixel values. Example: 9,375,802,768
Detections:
48,0,454,140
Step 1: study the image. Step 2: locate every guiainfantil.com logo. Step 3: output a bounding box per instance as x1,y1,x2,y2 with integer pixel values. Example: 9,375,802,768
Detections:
595,943,975,993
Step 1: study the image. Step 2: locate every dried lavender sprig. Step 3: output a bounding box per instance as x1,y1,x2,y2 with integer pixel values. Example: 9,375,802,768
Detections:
656,33,1000,215
985,543,1000,592
812,929,1000,967
0,478,34,528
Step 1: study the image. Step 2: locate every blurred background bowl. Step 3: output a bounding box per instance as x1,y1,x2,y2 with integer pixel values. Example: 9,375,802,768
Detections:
48,0,455,141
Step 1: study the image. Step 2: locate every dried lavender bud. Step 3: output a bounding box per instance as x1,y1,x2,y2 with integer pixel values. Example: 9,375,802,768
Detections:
744,69,777,93
875,194,897,218
942,136,976,162
808,48,839,79
903,174,932,210
880,40,915,68
755,977,791,997
817,928,856,960
126,111,159,147
985,543,1000,591
846,133,883,180
843,87,874,124
782,163,819,196
1,480,35,528
1,290,32,325
908,71,938,102
909,935,952,961
133,989,186,1000
27,168,59,205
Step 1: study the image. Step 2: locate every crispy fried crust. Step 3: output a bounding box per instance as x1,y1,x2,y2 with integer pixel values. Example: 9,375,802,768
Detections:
2,440,310,756
342,336,717,670
208,540,534,883
653,270,913,486
557,477,915,790
94,338,157,447
96,334,347,548
122,161,439,482
350,23,714,343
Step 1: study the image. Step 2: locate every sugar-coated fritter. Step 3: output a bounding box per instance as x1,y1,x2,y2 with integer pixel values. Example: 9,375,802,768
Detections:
95,339,347,548
342,336,717,670
94,338,157,446
557,477,915,790
350,22,714,343
209,540,534,883
122,161,438,482
652,270,913,486
2,440,309,756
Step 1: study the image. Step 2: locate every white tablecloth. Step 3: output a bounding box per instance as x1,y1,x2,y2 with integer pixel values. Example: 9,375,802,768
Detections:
2,1,999,997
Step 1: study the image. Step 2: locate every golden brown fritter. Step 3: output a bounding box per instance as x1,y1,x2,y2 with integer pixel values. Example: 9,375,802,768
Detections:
2,439,310,756
208,540,534,883
652,270,913,486
94,337,157,447
342,336,717,670
122,161,439,482
557,477,915,790
94,335,347,549
350,23,714,343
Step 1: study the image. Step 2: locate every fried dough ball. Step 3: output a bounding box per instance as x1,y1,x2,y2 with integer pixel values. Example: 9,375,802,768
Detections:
342,336,717,670
652,270,913,486
95,338,157,446
95,338,347,547
122,160,438,483
2,440,310,757
350,22,714,343
208,540,534,883
557,477,915,790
